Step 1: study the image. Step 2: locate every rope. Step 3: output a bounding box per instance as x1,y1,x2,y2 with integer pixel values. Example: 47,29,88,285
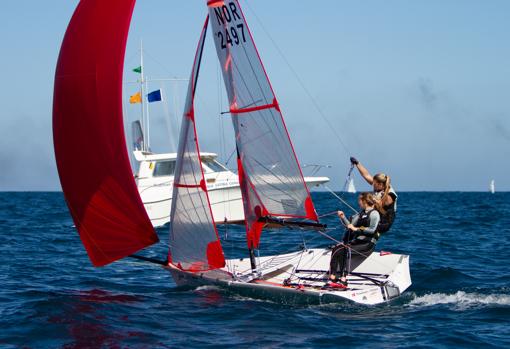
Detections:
243,1,351,155
318,210,340,218
324,185,358,214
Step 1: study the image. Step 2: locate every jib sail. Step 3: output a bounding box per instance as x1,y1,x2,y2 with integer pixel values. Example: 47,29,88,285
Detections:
167,16,226,272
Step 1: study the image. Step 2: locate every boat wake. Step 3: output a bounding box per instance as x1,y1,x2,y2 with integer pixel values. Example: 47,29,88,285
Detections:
408,291,510,309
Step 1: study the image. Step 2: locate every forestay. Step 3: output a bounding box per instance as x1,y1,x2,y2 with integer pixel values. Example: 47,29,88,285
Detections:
53,0,158,267
206,0,318,249
168,16,226,272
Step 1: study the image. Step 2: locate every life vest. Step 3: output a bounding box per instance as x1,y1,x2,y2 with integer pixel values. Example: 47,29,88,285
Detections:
354,209,374,229
353,209,379,244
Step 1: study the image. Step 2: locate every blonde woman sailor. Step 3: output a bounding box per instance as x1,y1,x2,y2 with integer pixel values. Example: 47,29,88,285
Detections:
350,157,397,234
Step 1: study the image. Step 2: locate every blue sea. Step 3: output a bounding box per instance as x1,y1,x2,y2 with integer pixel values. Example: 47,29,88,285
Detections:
1,192,509,348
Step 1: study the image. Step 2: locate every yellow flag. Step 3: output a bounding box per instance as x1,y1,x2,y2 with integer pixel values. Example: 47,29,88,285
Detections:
129,92,142,104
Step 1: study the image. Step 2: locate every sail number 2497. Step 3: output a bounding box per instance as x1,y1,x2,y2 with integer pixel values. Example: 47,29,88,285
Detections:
212,2,246,49
217,24,246,49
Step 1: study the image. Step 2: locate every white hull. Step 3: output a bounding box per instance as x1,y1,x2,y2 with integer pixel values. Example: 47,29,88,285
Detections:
141,177,329,227
165,248,411,306
141,183,245,226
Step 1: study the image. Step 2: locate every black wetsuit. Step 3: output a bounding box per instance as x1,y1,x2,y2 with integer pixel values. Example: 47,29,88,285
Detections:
374,187,398,233
330,209,380,278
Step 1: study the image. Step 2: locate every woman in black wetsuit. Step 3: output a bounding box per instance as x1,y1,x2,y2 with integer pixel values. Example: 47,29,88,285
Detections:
328,192,380,288
350,157,398,233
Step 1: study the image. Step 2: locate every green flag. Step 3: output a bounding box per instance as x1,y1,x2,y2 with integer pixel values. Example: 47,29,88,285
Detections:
132,66,142,73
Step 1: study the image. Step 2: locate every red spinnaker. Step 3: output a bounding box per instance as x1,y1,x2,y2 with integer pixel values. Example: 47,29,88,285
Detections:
53,0,159,267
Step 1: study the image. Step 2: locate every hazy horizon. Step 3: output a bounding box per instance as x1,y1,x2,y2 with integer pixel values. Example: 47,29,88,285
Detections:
1,1,509,191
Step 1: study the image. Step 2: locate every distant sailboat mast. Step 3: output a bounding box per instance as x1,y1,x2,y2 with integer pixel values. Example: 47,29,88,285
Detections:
490,179,495,194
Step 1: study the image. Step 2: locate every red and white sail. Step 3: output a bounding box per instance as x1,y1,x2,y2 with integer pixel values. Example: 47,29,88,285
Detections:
168,16,226,272
53,0,159,267
206,0,318,249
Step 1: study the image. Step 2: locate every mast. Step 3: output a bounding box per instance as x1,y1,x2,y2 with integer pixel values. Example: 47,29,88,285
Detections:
139,40,148,151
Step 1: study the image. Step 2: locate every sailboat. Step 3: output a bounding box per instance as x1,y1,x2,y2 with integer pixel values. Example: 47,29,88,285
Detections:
490,179,495,194
165,0,411,305
53,0,411,305
347,177,356,193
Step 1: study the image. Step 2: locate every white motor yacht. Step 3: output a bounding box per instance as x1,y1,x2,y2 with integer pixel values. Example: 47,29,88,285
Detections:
134,150,329,227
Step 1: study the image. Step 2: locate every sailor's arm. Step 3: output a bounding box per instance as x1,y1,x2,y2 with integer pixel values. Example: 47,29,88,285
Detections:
350,157,373,185
337,211,352,226
346,213,360,231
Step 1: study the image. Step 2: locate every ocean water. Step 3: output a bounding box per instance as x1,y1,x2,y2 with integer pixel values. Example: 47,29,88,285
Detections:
0,191,509,348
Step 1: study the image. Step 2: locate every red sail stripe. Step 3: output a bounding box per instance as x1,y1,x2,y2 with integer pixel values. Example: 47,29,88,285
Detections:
174,184,200,188
230,98,279,114
207,0,224,7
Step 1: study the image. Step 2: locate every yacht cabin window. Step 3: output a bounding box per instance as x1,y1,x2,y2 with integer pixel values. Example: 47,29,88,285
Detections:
153,161,176,177
201,159,228,173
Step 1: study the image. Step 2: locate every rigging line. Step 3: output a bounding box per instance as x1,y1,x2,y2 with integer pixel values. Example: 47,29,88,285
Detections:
143,49,180,78
224,149,236,166
313,229,341,244
318,211,340,218
324,185,358,214
250,156,306,202
243,1,351,155
229,52,282,147
237,17,297,149
286,231,308,280
229,37,293,163
230,4,294,168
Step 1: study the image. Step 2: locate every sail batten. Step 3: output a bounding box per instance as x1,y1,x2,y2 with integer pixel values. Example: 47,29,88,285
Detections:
207,0,318,248
168,16,226,272
53,0,159,267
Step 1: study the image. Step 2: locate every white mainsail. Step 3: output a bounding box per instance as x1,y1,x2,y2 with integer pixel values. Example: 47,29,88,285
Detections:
206,0,318,249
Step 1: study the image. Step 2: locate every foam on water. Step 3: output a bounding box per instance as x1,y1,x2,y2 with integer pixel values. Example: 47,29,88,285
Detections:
409,291,510,308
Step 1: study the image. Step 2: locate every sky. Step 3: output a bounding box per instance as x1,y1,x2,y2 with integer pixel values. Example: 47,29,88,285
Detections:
1,0,509,191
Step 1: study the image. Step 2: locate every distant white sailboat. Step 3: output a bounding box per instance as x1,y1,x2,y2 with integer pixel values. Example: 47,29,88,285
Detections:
490,180,495,194
347,177,356,193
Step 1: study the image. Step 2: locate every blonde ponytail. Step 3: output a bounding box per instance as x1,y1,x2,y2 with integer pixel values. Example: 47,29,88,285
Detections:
373,173,391,214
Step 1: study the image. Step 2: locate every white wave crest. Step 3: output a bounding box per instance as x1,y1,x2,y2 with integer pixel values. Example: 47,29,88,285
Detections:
195,285,222,291
409,291,510,308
